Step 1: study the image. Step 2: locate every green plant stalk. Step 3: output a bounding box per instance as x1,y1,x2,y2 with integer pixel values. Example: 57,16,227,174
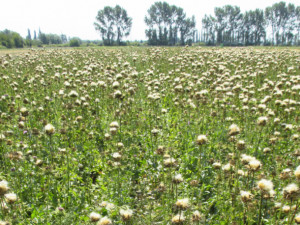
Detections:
258,193,263,225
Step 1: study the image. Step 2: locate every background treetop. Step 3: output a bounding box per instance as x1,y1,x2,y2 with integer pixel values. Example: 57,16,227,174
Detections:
94,5,132,46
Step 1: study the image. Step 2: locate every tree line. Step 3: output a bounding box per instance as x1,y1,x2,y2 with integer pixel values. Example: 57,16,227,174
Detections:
0,30,24,48
202,2,300,46
95,1,300,46
94,2,196,46
0,28,84,49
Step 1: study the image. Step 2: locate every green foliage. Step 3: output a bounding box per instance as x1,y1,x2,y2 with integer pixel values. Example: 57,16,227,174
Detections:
94,5,132,46
38,31,64,45
202,2,300,46
0,47,299,224
0,29,24,48
126,40,147,46
265,2,299,45
145,2,196,46
69,37,81,47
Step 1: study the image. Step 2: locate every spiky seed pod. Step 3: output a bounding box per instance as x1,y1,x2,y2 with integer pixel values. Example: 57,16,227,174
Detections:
156,145,165,155
175,198,190,210
248,159,262,171
236,140,246,150
0,181,9,195
120,208,133,221
190,180,199,187
0,221,10,225
282,205,290,213
228,124,240,136
283,183,300,200
112,152,121,161
68,90,79,98
257,116,268,126
240,191,253,203
157,182,166,192
192,210,202,222
109,127,117,135
109,121,119,128
257,179,273,193
173,174,183,184
45,124,55,135
172,213,185,224
212,162,222,169
280,168,292,180
294,166,300,179
295,214,300,224
5,193,18,204
163,157,176,167
20,107,29,116
97,216,112,225
196,135,208,145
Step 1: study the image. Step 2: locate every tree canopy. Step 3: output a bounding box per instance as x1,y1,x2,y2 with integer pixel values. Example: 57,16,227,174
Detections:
0,29,24,48
202,1,299,46
94,5,132,45
145,2,196,46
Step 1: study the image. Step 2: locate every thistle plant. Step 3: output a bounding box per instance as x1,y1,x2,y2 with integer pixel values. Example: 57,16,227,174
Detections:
0,47,299,224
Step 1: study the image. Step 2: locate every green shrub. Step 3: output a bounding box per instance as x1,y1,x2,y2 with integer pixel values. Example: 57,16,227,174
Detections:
69,38,81,47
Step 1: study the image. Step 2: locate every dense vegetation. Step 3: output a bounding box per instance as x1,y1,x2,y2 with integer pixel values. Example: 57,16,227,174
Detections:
0,47,299,224
0,29,85,49
144,2,196,46
202,2,300,46
0,30,24,49
94,5,132,46
94,1,300,46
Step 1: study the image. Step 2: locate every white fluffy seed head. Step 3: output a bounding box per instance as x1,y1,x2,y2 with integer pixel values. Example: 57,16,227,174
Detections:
97,216,112,225
249,159,261,171
172,213,185,223
241,154,256,164
228,124,240,136
192,210,202,221
90,212,101,222
112,152,121,161
257,179,273,192
295,214,300,224
175,198,189,209
120,208,133,221
282,205,291,213
212,162,222,169
0,221,10,225
295,166,300,179
68,90,78,97
163,157,176,167
222,163,233,172
45,124,55,135
0,181,9,195
257,116,268,126
196,135,208,145
4,193,17,203
109,121,119,128
283,183,300,200
240,191,253,202
173,174,183,184
284,183,299,194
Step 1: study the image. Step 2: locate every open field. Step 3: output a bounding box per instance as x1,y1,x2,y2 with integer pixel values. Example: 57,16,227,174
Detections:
0,49,30,57
0,47,300,224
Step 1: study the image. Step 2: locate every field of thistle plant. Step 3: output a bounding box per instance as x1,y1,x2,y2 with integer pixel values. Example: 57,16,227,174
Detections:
0,47,299,224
